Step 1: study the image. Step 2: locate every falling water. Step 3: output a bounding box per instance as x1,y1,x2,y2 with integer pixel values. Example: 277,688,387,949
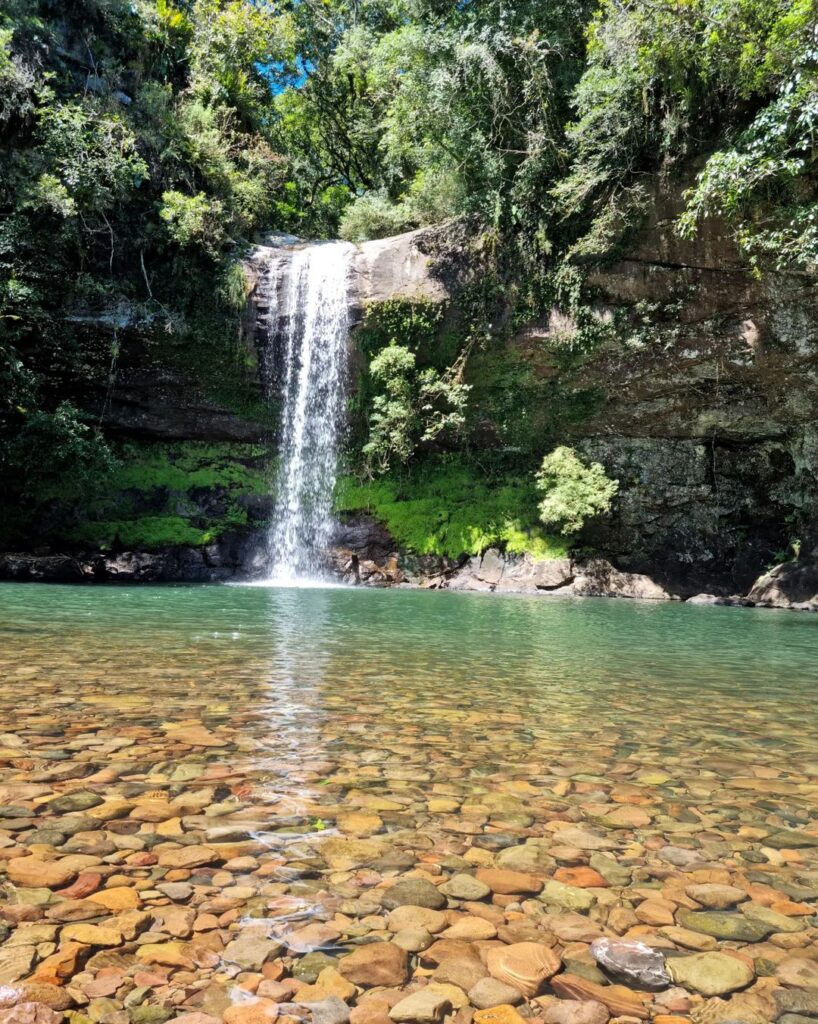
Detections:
267,241,355,582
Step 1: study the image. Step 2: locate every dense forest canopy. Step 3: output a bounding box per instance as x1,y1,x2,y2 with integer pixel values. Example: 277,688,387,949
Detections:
0,0,816,516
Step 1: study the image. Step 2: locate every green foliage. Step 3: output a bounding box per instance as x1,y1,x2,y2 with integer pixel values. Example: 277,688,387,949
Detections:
160,190,225,252
557,0,817,263
336,460,569,559
535,445,618,535
55,441,267,550
339,190,414,243
356,299,447,362
33,101,148,217
108,441,268,494
679,64,818,271
68,515,219,549
360,299,470,473
0,438,269,550
0,402,117,503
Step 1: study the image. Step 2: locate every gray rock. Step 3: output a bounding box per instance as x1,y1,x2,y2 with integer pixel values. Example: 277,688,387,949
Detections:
223,930,283,971
156,882,193,901
764,829,818,849
293,952,339,983
382,879,446,910
590,938,670,990
389,989,451,1023
0,806,31,818
776,988,818,1018
476,548,505,585
468,977,524,1008
352,228,448,306
497,843,556,873
55,815,99,836
439,873,491,901
658,846,706,868
301,997,350,1024
48,791,103,813
571,558,670,601
392,928,433,952
589,853,631,887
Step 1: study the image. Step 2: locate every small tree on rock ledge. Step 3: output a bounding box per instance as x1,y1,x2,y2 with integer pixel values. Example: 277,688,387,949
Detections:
536,446,618,536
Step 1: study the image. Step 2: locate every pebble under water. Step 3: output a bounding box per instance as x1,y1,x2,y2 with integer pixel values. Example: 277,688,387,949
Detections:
1,582,818,1024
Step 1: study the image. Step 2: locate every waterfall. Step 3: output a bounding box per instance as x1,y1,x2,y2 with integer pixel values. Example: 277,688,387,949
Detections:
267,241,354,582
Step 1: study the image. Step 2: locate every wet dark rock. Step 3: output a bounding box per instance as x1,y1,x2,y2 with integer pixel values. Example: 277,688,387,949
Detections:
22,830,66,846
676,909,772,942
0,807,31,819
48,792,103,813
382,879,447,910
303,996,351,1024
294,952,340,983
473,835,519,851
775,988,818,1018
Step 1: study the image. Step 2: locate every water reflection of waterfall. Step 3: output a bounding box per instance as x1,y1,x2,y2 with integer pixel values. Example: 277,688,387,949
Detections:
251,587,336,844
267,241,355,582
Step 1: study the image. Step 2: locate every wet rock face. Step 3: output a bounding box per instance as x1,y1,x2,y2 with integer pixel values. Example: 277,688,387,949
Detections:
556,188,818,589
0,533,270,584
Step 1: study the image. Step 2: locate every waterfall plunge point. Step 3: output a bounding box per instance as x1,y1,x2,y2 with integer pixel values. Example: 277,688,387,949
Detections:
265,240,355,584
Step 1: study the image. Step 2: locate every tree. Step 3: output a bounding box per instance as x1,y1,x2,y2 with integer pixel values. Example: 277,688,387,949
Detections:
363,345,470,474
535,446,618,535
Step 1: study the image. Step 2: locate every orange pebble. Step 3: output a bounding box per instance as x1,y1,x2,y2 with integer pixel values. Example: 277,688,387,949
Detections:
554,866,609,888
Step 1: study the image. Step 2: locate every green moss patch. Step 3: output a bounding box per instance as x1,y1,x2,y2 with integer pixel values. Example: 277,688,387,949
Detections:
60,441,271,551
335,460,568,560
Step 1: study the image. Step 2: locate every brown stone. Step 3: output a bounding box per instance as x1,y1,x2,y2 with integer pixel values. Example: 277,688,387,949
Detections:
554,867,609,889
223,998,279,1024
339,942,409,988
55,873,102,899
485,943,561,998
157,845,220,869
45,899,107,923
87,886,140,911
7,857,77,889
135,941,195,969
475,869,543,895
31,942,86,984
296,967,357,1003
551,974,651,1020
61,923,122,946
473,1006,527,1024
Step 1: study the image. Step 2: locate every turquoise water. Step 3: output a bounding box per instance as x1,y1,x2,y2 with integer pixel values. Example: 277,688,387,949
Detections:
2,582,818,1017
2,583,817,755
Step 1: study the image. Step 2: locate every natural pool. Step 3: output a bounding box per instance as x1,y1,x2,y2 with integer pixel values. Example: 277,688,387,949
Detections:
1,583,817,1024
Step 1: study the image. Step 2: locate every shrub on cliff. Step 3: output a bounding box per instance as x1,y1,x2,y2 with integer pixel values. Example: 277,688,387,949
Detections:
536,446,618,536
363,345,470,475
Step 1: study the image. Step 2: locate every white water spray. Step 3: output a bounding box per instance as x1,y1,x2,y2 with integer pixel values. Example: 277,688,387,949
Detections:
267,241,354,582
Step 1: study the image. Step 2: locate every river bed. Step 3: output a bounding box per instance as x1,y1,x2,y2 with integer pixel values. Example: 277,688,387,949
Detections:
1,583,817,1024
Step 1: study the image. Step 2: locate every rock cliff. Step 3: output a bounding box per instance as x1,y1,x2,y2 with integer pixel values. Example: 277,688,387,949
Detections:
2,191,817,607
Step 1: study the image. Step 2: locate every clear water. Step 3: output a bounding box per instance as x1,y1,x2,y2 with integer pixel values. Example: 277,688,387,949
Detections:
267,241,355,582
2,583,818,1014
3,584,818,778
